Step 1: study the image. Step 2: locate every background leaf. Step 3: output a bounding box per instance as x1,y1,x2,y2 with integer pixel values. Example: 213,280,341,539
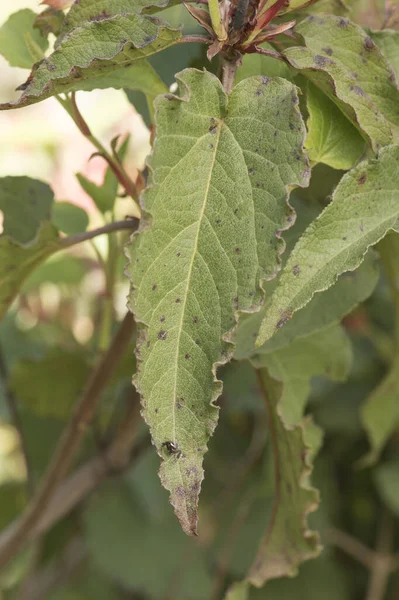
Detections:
0,9,48,69
305,82,366,170
52,202,89,236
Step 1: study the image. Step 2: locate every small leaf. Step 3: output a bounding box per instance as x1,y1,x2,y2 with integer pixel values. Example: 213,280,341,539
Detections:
0,13,181,111
284,15,399,151
361,354,399,465
374,460,399,516
0,9,48,69
245,370,321,586
305,82,365,170
256,145,399,346
77,137,131,214
52,202,89,235
126,69,309,535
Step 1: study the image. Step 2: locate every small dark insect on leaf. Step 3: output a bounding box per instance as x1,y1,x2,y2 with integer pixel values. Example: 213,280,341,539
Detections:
162,441,182,458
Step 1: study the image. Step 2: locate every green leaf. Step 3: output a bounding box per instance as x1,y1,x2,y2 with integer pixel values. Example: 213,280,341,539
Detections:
126,69,309,534
236,249,379,360
361,355,399,465
244,371,321,586
10,349,90,419
0,178,61,321
0,177,54,244
52,202,89,235
256,145,399,346
374,460,399,516
252,324,352,427
69,60,169,96
371,29,399,79
284,15,399,151
0,9,48,69
305,82,365,170
0,13,181,111
62,0,175,34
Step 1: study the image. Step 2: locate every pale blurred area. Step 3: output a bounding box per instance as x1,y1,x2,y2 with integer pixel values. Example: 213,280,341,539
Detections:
0,0,150,215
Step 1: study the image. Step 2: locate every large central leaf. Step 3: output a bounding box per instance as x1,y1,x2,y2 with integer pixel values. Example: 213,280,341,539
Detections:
126,69,309,534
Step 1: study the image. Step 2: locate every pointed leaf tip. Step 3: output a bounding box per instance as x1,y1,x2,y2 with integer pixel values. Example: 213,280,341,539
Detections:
126,68,309,533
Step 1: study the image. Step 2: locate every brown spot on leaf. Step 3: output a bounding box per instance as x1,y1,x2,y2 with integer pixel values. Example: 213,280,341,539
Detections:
158,330,167,341
276,310,292,330
358,172,367,184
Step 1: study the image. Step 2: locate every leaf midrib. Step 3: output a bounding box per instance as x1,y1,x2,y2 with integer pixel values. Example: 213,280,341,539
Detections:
171,122,222,453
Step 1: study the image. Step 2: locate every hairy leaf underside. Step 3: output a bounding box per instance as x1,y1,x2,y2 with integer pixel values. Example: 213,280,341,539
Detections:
257,145,399,346
0,9,180,110
126,69,310,534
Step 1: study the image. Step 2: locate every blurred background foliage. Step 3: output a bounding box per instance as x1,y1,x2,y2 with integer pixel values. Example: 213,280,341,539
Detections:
0,1,399,599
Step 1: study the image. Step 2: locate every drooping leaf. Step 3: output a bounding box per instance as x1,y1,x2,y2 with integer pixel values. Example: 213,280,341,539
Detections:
305,82,365,170
0,9,48,69
256,145,399,346
371,29,399,78
10,349,90,419
252,324,352,427
283,15,399,151
52,202,89,235
0,13,181,111
126,69,310,535
236,249,379,360
244,370,321,586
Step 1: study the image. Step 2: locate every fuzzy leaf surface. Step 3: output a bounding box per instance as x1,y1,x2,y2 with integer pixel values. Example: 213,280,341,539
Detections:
235,239,379,360
62,0,175,34
0,13,181,110
284,15,399,151
305,82,365,170
256,145,399,346
126,69,309,535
